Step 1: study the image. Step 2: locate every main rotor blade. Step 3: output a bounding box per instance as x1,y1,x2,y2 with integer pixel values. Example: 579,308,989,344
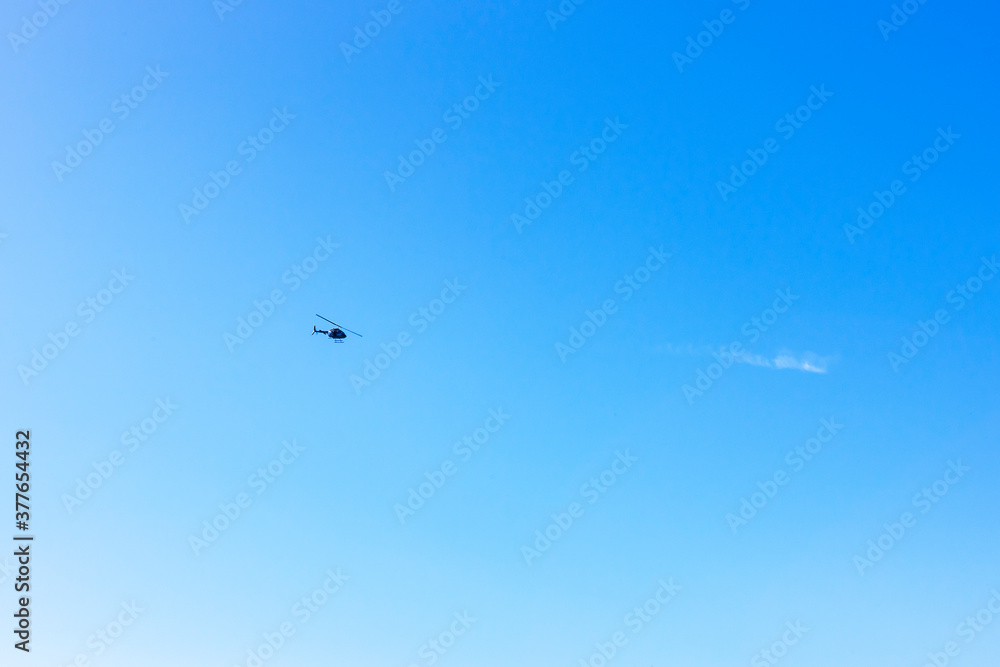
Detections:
336,324,363,337
316,314,363,337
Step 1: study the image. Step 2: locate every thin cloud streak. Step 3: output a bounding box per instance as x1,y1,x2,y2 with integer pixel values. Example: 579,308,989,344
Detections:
657,344,830,374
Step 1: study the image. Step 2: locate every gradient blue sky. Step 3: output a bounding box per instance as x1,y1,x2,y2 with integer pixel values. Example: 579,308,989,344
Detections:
2,0,999,665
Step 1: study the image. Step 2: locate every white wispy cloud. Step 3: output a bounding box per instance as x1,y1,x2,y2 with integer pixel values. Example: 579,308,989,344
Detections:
656,344,830,374
737,351,829,373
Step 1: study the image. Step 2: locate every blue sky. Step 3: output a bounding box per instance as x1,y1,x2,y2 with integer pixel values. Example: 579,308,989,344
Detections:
2,0,999,665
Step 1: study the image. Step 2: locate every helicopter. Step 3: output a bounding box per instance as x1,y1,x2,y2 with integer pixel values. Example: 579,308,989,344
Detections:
312,314,363,343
